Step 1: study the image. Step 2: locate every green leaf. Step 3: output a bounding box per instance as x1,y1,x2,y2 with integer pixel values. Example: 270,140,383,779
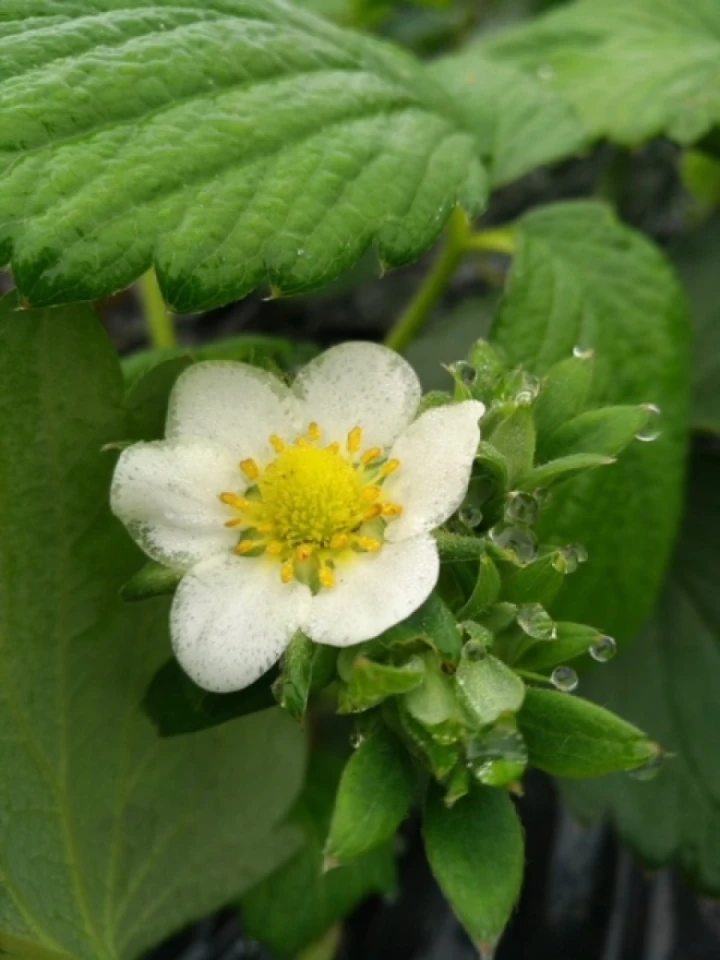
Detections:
325,729,416,864
428,47,588,185
423,784,524,951
339,656,426,713
520,452,613,492
242,752,396,957
0,295,305,960
373,592,462,662
144,659,277,736
486,0,720,146
534,353,594,446
455,653,526,728
120,560,182,602
274,634,337,721
486,405,536,485
457,555,501,619
124,356,192,441
501,552,565,606
543,405,651,460
563,451,720,893
491,201,691,643
516,621,602,672
398,703,459,781
518,688,658,779
2,1,486,312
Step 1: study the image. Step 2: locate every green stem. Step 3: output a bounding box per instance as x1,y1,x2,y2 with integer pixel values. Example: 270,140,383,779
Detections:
384,208,471,353
385,213,517,353
137,269,177,349
514,668,553,686
296,925,342,960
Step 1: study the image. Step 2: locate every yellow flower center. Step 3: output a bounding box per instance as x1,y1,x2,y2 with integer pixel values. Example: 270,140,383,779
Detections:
218,423,403,590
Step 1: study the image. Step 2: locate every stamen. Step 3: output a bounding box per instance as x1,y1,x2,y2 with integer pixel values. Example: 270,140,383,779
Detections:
235,540,259,556
267,541,284,555
347,426,363,454
319,566,336,589
281,561,295,584
296,436,310,448
224,518,245,528
296,544,314,562
361,447,382,466
240,459,260,481
364,504,382,520
382,504,403,518
308,422,322,442
219,492,249,510
330,533,350,550
356,536,382,553
270,434,286,453
361,486,381,502
327,442,341,455
256,522,275,535
381,459,400,478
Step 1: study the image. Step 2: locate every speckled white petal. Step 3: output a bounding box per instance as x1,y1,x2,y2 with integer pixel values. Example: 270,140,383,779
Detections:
167,361,303,463
111,439,242,569
305,535,439,648
171,554,311,693
384,401,484,543
293,342,421,449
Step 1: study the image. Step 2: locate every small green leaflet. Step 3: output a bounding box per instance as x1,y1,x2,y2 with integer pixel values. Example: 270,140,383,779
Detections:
0,0,486,312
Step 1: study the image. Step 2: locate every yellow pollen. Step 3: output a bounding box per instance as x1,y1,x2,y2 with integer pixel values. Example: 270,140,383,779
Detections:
281,561,295,584
267,541,284,555
364,504,383,520
256,522,274,535
235,540,258,556
381,459,401,478
382,504,403,518
319,566,337,589
361,486,381,502
361,447,382,466
330,533,350,550
270,434,286,453
327,442,341,454
347,426,363,454
357,536,382,553
240,458,260,481
219,492,249,510
225,518,244,528
308,422,322,442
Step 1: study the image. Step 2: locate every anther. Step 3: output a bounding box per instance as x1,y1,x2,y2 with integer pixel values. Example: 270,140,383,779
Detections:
308,422,322,442
224,518,245,528
296,545,314,562
382,504,403,518
361,447,382,466
235,540,258,556
256,522,274,535
330,533,350,550
270,434,285,453
327,442,341,455
281,561,295,584
267,541,284,555
296,436,310,448
364,504,382,520
240,459,260,481
357,536,382,553
381,459,400,478
361,486,381,502
320,566,337,589
347,426,363,454
219,492,249,510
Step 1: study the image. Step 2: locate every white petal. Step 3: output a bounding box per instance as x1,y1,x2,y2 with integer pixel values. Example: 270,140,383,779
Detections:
305,535,439,647
293,342,421,449
111,439,241,569
384,401,484,542
167,361,302,462
171,554,311,693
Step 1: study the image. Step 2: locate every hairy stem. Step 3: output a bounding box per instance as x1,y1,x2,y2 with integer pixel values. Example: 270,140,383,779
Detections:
137,269,177,349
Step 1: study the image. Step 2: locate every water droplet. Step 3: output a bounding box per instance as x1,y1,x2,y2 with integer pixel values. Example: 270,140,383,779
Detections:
573,345,594,359
466,723,528,787
459,504,483,529
350,730,366,749
490,524,538,564
296,248,305,256
517,603,556,640
452,360,478,387
463,639,487,661
514,373,541,406
536,63,556,81
505,491,539,526
628,751,664,781
552,666,579,692
459,622,494,649
590,634,617,662
636,403,662,442
561,542,589,572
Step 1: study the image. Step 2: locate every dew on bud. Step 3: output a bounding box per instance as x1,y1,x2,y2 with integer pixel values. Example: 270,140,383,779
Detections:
505,491,539,526
490,523,538,564
628,750,664,781
452,360,478,387
572,345,594,360
517,603,556,640
636,403,662,442
590,634,617,662
515,374,541,405
561,542,589,573
459,504,484,529
466,724,528,788
551,665,579,692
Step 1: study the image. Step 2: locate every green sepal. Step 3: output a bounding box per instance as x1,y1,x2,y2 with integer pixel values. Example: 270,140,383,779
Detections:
455,652,526,728
518,688,660,779
472,441,510,518
403,654,465,743
457,555,502,619
466,339,507,404
485,404,536,485
500,551,566,606
325,729,416,866
465,718,528,788
417,390,453,415
423,783,524,953
534,353,594,451
519,452,614,492
544,405,650,460
435,531,487,563
516,622,603,672
120,560,183,602
371,593,463,662
338,656,426,714
444,764,471,808
397,703,460,781
273,634,337,721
